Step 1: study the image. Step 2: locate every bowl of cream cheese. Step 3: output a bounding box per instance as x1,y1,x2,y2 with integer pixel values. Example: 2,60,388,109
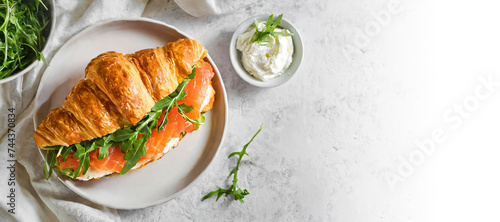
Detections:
230,14,303,87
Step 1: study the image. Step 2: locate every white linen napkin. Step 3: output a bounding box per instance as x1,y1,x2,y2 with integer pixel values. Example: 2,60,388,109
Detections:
174,0,256,17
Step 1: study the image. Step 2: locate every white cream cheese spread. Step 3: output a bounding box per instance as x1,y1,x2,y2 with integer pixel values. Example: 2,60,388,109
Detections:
236,22,294,81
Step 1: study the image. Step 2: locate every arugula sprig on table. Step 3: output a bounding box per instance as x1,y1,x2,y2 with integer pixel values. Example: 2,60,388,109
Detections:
43,67,205,180
249,14,293,46
203,125,263,203
0,0,50,79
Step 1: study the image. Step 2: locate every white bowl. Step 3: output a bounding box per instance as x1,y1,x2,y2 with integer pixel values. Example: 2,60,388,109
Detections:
0,0,56,84
229,14,304,88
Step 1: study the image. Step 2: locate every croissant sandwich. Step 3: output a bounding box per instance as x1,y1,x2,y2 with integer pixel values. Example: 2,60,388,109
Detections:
35,38,216,181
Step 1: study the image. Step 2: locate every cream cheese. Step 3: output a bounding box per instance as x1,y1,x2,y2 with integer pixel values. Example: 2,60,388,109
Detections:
236,22,294,81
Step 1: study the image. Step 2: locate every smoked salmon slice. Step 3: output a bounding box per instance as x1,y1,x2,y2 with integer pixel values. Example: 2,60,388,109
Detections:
178,61,215,120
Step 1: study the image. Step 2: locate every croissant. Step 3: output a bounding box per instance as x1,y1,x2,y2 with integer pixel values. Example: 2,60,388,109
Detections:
35,38,208,148
34,38,216,180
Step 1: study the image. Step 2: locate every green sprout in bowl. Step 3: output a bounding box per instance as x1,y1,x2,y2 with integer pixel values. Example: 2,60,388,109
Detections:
0,0,50,79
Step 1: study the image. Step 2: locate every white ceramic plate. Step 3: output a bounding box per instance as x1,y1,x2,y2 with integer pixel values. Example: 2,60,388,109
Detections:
33,18,227,209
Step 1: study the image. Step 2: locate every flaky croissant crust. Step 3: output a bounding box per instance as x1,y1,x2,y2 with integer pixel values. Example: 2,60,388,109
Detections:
34,38,207,148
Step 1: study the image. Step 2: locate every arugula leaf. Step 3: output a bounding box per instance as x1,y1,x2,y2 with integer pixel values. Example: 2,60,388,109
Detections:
203,125,263,203
81,153,91,175
177,103,194,113
203,186,231,201
120,139,134,154
157,68,197,131
176,101,205,130
43,149,57,180
249,14,292,46
61,146,73,161
97,135,112,160
108,128,136,142
120,135,148,174
72,143,84,159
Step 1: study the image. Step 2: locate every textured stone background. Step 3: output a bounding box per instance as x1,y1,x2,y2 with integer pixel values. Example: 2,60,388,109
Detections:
122,0,436,221
117,0,500,221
